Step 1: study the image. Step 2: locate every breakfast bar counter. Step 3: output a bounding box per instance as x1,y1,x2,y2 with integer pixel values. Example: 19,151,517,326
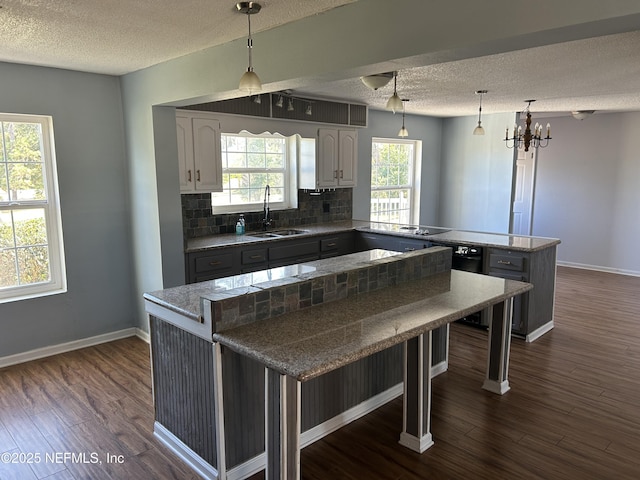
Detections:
144,247,532,479
215,270,531,479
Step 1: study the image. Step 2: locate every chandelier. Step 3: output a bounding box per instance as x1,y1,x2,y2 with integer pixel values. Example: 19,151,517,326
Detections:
504,100,551,152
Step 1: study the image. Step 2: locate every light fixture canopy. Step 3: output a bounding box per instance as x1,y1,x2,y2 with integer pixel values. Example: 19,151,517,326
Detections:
237,2,262,94
386,71,403,113
398,99,409,137
504,100,552,152
571,110,595,120
473,90,487,135
361,72,394,90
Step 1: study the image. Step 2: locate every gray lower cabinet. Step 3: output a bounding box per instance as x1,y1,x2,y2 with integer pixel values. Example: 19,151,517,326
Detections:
185,231,357,283
485,246,556,338
189,250,237,283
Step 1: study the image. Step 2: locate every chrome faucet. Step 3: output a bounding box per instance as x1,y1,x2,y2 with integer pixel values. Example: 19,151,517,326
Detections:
262,184,271,230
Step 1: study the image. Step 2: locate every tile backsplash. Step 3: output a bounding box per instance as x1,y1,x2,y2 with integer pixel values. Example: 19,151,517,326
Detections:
182,189,353,239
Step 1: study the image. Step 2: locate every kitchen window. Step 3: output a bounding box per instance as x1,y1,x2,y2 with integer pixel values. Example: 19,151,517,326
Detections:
370,138,421,224
0,114,66,303
211,132,295,213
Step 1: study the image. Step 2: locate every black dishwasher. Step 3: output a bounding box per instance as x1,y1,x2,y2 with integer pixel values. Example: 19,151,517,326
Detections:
435,244,487,328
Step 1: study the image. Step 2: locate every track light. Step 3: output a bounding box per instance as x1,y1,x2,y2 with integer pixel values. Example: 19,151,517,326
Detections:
287,98,294,111
237,2,262,94
306,104,312,116
275,95,284,108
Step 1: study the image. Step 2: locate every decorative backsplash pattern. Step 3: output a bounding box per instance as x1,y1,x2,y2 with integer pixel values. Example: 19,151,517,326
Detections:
182,189,353,239
204,247,452,333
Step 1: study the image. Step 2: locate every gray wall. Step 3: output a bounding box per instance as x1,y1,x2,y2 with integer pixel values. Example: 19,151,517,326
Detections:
532,112,640,274
0,62,134,358
353,109,443,225
439,113,517,232
121,0,638,331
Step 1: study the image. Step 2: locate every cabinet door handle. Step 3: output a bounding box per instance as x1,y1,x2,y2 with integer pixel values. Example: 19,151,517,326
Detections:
209,261,221,266
334,170,338,179
326,242,337,247
340,170,344,178
250,255,263,260
188,170,192,182
405,247,416,251
498,260,512,265
196,169,201,182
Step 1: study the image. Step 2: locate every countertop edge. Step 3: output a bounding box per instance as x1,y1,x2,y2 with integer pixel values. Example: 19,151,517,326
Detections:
185,220,561,254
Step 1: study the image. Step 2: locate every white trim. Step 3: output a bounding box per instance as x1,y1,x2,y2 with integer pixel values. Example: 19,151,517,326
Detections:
525,321,554,343
398,431,434,453
482,379,510,395
557,261,639,278
135,327,150,344
300,382,403,447
154,422,219,480
0,328,139,368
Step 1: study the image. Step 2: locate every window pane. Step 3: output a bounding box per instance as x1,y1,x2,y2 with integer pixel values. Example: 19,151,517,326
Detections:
266,138,285,154
247,137,265,152
0,249,18,287
228,152,246,168
0,210,15,248
4,122,43,162
7,162,46,201
0,167,9,202
14,208,47,246
265,154,284,169
247,153,265,168
17,246,50,284
226,136,246,152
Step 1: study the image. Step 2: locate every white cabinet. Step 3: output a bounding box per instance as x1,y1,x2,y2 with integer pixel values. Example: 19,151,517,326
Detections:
301,128,357,189
176,111,223,193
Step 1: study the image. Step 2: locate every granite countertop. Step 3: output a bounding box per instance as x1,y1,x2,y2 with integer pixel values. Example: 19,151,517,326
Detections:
213,270,532,382
185,219,560,253
144,249,402,322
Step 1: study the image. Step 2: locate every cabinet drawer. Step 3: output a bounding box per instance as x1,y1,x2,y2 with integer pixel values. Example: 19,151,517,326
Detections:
241,248,268,265
489,271,525,281
489,253,525,272
269,240,319,261
194,252,234,273
320,237,341,252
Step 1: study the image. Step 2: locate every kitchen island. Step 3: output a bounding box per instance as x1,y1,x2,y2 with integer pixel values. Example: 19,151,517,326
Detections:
186,220,560,342
145,247,532,479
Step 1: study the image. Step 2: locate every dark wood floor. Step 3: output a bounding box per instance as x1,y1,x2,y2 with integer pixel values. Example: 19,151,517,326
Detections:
1,266,639,479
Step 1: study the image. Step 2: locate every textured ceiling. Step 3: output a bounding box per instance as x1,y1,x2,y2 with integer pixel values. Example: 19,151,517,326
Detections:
296,31,640,117
0,0,355,75
1,1,640,117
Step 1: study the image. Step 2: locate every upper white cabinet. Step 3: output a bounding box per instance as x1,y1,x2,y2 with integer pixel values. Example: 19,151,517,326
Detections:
305,128,357,189
176,111,223,193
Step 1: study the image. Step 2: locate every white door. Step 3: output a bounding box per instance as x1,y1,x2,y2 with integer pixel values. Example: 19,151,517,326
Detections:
511,146,537,235
338,130,357,186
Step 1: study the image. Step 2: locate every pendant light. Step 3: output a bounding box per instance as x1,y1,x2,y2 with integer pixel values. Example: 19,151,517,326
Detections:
473,90,487,135
398,99,409,137
386,71,403,113
237,2,262,94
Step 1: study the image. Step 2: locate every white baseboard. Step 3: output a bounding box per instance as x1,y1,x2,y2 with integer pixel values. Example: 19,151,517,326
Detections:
154,422,219,480
0,327,145,369
557,261,640,277
153,383,405,480
526,321,554,343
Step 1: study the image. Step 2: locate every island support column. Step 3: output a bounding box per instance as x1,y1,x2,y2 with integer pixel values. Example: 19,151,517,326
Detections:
265,369,301,480
483,298,514,394
399,331,435,453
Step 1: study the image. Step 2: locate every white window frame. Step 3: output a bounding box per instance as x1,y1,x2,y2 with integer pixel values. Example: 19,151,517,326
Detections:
211,131,297,214
0,113,66,303
370,137,422,225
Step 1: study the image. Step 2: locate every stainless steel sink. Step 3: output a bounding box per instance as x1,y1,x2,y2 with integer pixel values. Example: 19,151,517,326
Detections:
249,229,308,238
